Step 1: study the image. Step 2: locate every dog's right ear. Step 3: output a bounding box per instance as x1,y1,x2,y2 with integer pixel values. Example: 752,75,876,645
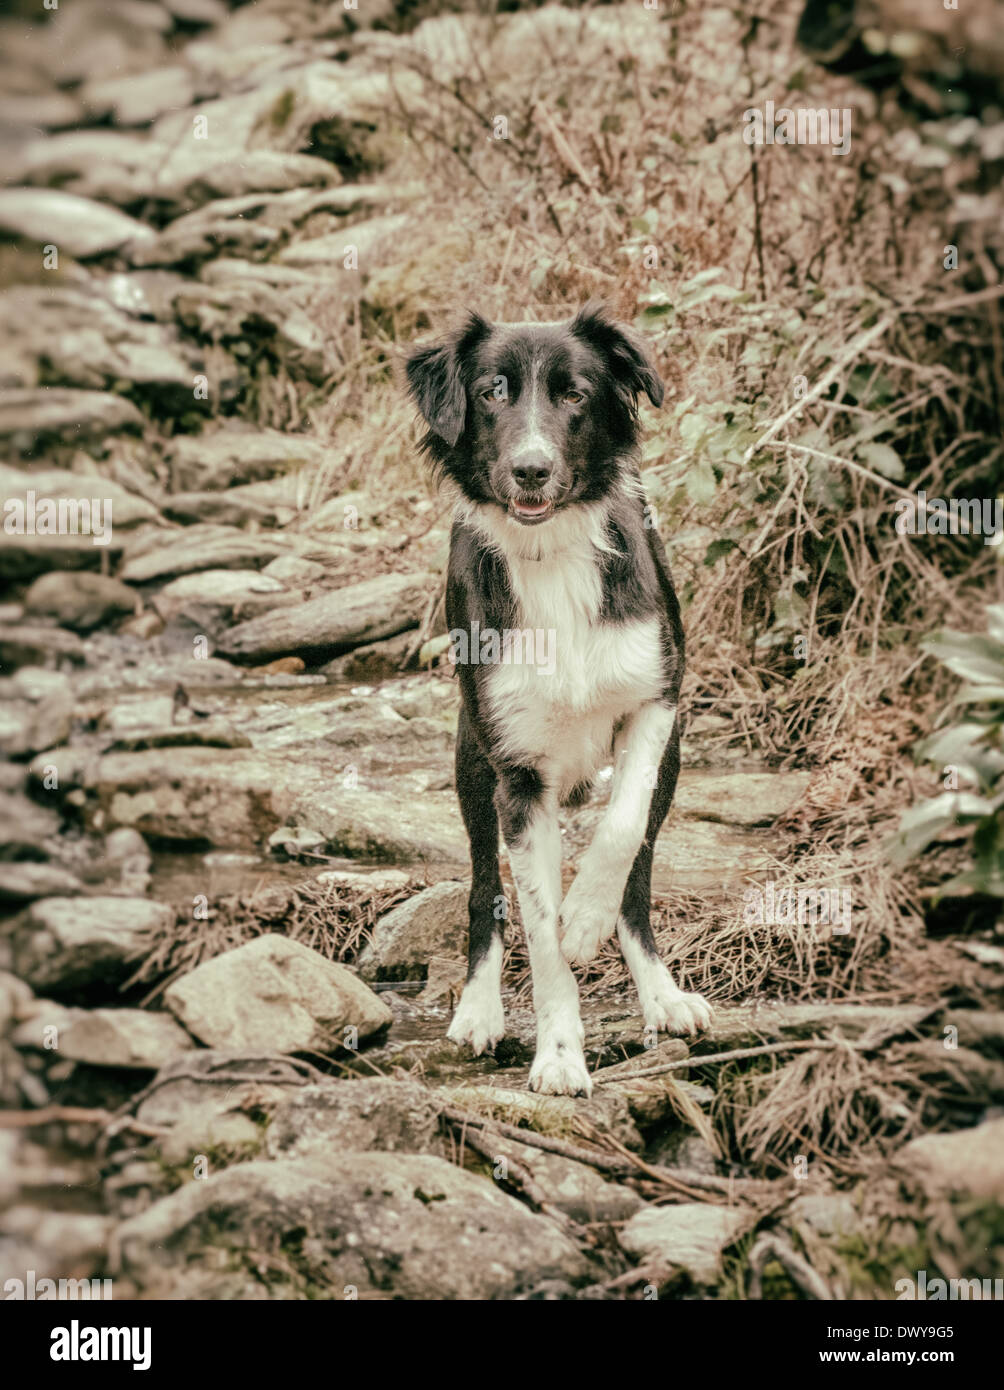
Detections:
406,314,488,448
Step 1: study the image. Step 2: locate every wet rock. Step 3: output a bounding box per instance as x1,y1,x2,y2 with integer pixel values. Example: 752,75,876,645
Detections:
217,571,437,662
892,1118,1004,1200
0,667,73,757
674,769,811,826
0,389,145,450
15,1006,195,1069
115,1151,590,1298
164,934,393,1051
9,896,174,994
264,1078,444,1159
0,188,155,259
166,428,330,492
0,862,84,904
24,572,137,633
357,881,468,982
620,1203,758,1284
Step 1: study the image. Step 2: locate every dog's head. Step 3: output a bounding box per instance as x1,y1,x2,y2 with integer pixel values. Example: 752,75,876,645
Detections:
406,304,663,526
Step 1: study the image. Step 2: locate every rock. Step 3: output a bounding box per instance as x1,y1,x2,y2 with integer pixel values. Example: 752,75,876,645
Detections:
81,66,195,128
24,572,136,633
278,213,410,268
217,572,437,662
115,1151,590,1298
674,770,811,826
0,624,87,666
0,189,155,259
15,1007,195,1069
0,1207,113,1272
152,569,300,622
261,555,326,587
119,525,289,582
9,897,174,994
164,934,392,1051
444,1083,642,1152
0,792,60,857
264,1078,444,1159
508,1142,644,1224
620,1203,758,1284
314,867,411,894
0,972,35,1037
0,667,74,757
133,1051,296,1162
0,862,84,904
320,630,418,681
357,881,468,981
704,1002,933,1048
289,784,469,868
0,464,159,529
0,389,145,450
166,428,330,492
164,150,341,206
942,1010,1004,1049
892,1118,1004,1200
787,1191,858,1238
6,132,165,208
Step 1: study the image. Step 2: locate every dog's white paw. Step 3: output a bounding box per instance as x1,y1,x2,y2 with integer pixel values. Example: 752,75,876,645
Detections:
447,992,505,1055
559,877,619,966
529,1044,593,1097
643,983,713,1037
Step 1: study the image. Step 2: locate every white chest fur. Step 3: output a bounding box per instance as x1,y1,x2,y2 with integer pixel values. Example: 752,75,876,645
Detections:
475,506,664,792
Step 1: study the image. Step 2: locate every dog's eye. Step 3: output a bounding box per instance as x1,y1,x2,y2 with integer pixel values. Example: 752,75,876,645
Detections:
562,391,585,405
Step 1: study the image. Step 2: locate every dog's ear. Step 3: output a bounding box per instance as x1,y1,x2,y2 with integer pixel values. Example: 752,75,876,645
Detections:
571,302,664,408
406,313,489,447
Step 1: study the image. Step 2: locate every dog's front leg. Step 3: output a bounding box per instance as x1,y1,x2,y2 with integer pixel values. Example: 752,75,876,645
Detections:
560,702,676,966
497,769,591,1097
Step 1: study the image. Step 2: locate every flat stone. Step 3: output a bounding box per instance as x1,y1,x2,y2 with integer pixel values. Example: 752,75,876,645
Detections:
674,769,811,826
0,862,84,904
166,428,330,491
119,525,289,582
164,933,392,1051
264,1078,443,1159
892,1118,1004,1200
24,572,137,633
0,389,144,447
21,1007,195,1069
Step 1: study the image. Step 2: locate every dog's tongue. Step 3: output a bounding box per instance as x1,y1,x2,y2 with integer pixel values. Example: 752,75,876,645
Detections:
513,500,550,516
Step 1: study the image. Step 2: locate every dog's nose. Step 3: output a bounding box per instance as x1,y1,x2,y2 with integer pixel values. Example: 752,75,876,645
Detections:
511,452,554,489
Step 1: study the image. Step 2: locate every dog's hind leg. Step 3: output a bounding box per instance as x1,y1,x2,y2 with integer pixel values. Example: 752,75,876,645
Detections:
615,716,712,1037
496,767,591,1097
447,708,506,1054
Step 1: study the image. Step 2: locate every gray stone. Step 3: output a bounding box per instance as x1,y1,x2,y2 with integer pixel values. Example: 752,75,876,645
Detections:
0,667,74,757
892,1118,1004,1200
17,1007,195,1069
24,572,137,633
10,897,174,993
0,862,84,904
166,429,330,491
620,1203,758,1284
217,571,436,661
264,1078,443,1159
81,66,195,128
289,784,469,868
358,881,468,981
115,1151,590,1298
0,189,155,259
0,972,35,1037
164,934,392,1051
674,769,811,826
119,525,289,582
0,389,145,447
152,569,300,622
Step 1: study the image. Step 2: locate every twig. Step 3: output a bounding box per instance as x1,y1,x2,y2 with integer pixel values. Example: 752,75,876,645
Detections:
748,1233,832,1300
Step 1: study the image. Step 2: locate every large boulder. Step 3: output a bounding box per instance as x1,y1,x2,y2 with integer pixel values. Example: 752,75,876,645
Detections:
164,935,392,1051
114,1152,590,1298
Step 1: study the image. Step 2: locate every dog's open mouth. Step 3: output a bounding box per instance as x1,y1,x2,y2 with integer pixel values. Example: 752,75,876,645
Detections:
508,498,555,525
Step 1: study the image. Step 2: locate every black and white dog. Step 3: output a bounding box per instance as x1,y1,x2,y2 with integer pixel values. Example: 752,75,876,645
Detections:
406,304,712,1097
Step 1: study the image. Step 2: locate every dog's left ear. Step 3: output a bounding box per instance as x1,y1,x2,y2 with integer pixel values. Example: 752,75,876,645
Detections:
572,303,664,408
406,313,489,447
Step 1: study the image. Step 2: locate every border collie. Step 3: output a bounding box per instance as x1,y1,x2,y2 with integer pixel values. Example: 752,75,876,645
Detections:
406,304,712,1097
